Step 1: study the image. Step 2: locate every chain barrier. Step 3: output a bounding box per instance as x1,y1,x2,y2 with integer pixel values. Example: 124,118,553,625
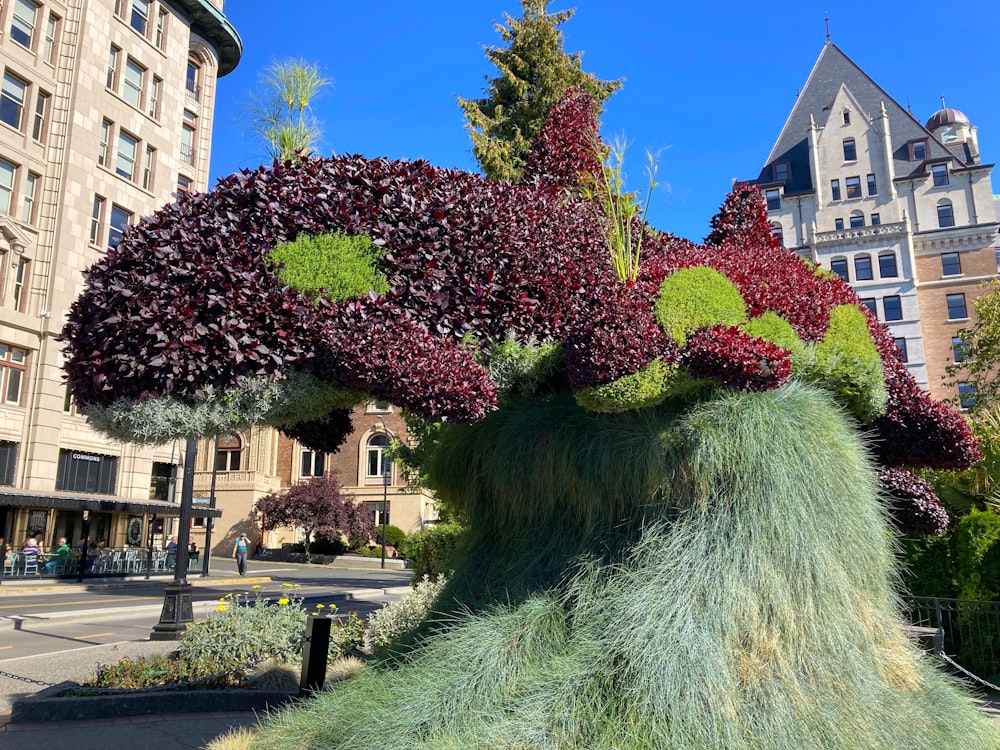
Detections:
938,652,1000,694
65,634,310,697
0,669,57,688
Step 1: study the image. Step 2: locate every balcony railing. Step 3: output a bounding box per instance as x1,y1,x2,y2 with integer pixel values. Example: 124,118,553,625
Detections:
179,144,196,166
815,221,906,245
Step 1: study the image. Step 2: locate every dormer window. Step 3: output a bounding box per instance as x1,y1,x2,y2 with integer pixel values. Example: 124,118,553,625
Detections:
931,163,949,187
773,162,790,182
843,110,851,125
843,138,857,161
910,140,927,160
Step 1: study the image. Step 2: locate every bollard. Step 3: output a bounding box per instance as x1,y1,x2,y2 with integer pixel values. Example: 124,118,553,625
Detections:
299,614,331,697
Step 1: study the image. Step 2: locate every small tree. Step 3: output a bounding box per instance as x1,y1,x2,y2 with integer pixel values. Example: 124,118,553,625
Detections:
945,280,1000,412
255,472,373,559
246,58,332,162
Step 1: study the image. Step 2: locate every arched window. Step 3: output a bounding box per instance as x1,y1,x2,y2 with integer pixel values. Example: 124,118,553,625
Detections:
878,252,898,278
937,200,955,228
854,254,873,281
185,56,201,100
366,433,392,484
849,210,865,228
770,222,783,246
215,434,242,472
843,138,857,161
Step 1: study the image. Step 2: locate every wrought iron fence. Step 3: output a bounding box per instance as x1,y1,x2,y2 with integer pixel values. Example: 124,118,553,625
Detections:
902,595,1000,682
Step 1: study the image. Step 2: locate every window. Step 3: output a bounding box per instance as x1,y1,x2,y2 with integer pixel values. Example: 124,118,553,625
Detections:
155,8,168,49
834,218,844,231
1,72,27,130
843,138,857,161
12,258,28,312
0,441,16,486
845,176,862,198
952,336,966,363
176,174,192,193
185,59,201,100
941,252,962,276
89,195,105,245
765,189,780,211
116,130,138,180
849,211,865,229
142,145,155,190
55,449,118,495
181,111,197,165
854,254,873,280
214,434,242,471
31,90,48,142
301,450,325,477
911,140,927,160
10,0,39,49
42,13,59,64
130,0,150,35
878,252,897,278
108,204,131,249
937,200,955,228
843,110,851,125
148,75,161,118
149,462,176,501
123,58,144,108
931,164,949,187
870,213,880,226
893,337,908,363
770,222,783,246
0,344,27,405
0,159,14,215
867,173,877,196
946,293,967,320
366,433,392,482
773,162,789,182
106,46,120,90
883,295,903,321
830,179,841,201
830,258,849,281
98,118,111,166
21,171,38,223
859,298,877,316
958,382,977,410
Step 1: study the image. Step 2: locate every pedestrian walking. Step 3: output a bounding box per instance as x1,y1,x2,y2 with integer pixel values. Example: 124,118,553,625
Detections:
233,532,249,575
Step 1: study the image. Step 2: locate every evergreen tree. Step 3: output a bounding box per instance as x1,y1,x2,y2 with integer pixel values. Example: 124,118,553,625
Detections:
459,0,621,181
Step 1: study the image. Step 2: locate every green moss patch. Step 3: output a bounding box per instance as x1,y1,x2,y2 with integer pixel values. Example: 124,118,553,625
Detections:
654,266,747,344
267,232,388,301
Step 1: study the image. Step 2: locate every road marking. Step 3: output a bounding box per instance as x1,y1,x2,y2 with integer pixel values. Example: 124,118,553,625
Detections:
0,597,156,610
0,646,12,650
74,632,113,640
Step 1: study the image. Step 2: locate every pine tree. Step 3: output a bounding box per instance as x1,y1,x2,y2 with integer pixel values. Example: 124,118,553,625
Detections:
459,0,621,182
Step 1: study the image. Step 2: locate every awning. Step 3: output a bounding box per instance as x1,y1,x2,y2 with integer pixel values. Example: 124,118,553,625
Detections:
0,488,222,518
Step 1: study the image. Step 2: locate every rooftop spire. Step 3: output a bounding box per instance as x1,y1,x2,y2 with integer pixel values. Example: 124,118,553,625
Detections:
940,93,946,108
825,12,831,42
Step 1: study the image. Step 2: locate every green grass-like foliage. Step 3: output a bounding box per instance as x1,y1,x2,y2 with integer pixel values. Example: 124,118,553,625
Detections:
485,334,564,399
741,310,805,355
574,357,671,412
247,385,999,749
654,265,747,344
796,304,887,422
268,231,388,301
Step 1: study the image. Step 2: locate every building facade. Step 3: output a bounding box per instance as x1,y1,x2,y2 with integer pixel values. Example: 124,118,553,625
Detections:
753,42,998,405
0,0,239,558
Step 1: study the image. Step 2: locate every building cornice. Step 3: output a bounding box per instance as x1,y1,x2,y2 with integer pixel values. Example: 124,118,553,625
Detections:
165,0,242,76
912,222,999,253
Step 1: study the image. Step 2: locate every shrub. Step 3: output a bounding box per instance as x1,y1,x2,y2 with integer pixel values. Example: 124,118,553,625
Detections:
653,266,747,345
400,523,464,583
267,231,388,301
954,508,1000,601
375,524,407,550
364,574,449,653
899,534,954,598
574,358,671,412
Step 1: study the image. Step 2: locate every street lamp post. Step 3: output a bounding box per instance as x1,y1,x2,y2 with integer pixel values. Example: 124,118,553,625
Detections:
381,466,390,570
151,438,196,640
201,435,219,577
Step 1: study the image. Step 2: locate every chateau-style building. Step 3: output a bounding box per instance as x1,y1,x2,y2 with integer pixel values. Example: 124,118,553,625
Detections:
0,0,239,556
752,42,998,406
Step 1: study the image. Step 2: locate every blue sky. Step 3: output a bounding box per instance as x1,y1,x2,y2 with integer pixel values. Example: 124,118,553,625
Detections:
209,0,1000,243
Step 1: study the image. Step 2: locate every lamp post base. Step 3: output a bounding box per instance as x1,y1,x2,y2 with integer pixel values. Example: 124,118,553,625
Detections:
150,581,194,640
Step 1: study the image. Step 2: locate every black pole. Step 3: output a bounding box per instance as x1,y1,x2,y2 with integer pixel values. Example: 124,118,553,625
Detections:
76,512,90,583
381,468,389,569
144,514,155,580
201,435,219,576
151,438,196,640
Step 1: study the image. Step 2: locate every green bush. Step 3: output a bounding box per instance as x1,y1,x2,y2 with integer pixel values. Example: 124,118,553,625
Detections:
954,508,1000,601
399,523,464,583
900,534,954,598
375,524,407,550
365,574,448,653
267,231,388,301
653,266,746,344
575,358,671,412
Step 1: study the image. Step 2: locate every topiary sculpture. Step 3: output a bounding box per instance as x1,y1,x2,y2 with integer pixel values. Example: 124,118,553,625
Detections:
61,89,997,748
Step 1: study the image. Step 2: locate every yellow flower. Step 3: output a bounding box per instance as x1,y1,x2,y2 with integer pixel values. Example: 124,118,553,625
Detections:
314,603,325,609
281,582,293,588
215,604,229,612
252,584,262,590
277,597,290,606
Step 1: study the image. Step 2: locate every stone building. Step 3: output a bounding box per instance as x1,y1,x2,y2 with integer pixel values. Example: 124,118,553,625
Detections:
0,0,239,556
752,42,998,405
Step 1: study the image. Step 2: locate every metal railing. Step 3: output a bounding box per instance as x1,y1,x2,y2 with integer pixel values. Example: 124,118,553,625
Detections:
902,595,1000,681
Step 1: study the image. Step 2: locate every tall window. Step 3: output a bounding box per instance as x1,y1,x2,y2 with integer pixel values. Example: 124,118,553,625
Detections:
98,119,112,166
854,254,873,280
10,0,39,49
42,13,60,64
952,336,966,363
181,111,197,166
107,204,131,249
107,46,121,90
866,173,877,196
770,222,783,246
31,90,49,142
215,434,242,471
185,58,201,100
830,258,849,281
366,433,392,482
958,383,978,410
845,176,862,198
123,58,144,108
941,252,962,276
937,200,955,228
878,252,897,278
116,130,138,180
155,8,168,49
946,293,967,320
843,138,857,161
12,258,28,312
301,450,325,477
89,195,105,245
148,76,161,118
931,164,949,187
21,171,38,223
883,295,903,322
0,159,14,215
0,441,16,486
765,189,780,211
130,0,150,35
893,338,908,363
0,344,27,405
142,145,155,191
843,110,851,125
1,72,27,131
830,179,841,201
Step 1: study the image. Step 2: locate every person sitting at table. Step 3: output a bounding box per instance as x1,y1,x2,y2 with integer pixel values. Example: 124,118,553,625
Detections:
22,536,40,573
43,537,70,574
